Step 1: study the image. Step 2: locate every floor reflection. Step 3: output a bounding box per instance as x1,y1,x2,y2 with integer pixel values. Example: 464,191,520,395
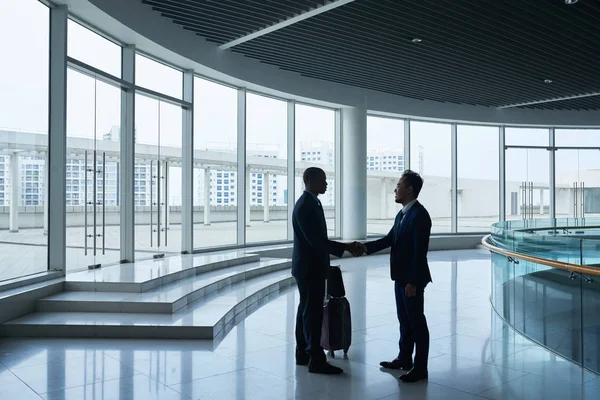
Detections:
0,250,598,400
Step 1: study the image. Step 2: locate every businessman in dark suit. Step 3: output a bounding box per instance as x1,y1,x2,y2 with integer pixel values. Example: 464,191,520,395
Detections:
355,170,432,383
292,167,359,375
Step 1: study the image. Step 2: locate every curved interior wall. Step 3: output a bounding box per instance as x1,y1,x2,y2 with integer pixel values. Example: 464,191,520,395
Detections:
60,0,600,126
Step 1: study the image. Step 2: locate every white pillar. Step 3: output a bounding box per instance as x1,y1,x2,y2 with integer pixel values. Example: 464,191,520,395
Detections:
263,172,270,223
246,170,251,227
341,104,367,240
539,188,544,215
43,152,49,235
203,167,211,225
380,178,388,219
9,153,19,233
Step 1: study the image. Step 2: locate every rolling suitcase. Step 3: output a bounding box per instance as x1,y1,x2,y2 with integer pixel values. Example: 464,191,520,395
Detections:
321,265,352,358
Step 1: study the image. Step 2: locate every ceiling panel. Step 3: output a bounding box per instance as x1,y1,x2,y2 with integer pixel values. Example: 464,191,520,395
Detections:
141,0,600,110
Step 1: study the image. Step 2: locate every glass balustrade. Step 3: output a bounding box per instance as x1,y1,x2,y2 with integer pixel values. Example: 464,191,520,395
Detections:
487,218,600,375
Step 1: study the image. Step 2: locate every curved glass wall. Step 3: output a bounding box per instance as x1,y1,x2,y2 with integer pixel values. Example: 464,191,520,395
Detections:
4,0,600,282
488,220,600,375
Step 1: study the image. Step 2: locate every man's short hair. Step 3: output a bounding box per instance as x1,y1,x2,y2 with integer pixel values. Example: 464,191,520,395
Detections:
303,167,325,184
402,169,424,197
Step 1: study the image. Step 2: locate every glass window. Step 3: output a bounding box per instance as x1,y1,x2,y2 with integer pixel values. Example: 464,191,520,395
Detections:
135,53,182,99
457,125,499,232
366,116,405,235
410,121,451,233
555,129,600,147
193,78,238,248
67,19,121,77
0,0,49,281
295,104,336,237
246,93,288,243
505,127,549,146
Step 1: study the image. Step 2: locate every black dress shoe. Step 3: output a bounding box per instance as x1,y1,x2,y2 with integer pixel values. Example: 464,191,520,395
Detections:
308,360,344,374
296,356,310,366
380,358,413,371
399,368,428,383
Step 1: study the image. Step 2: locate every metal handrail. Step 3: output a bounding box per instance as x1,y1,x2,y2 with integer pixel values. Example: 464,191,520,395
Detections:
481,234,600,277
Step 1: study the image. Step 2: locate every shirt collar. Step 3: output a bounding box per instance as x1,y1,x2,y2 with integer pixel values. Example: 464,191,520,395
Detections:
304,189,320,203
401,199,418,214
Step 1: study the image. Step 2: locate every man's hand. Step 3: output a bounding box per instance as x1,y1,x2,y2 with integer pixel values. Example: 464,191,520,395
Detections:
346,241,366,257
405,283,417,297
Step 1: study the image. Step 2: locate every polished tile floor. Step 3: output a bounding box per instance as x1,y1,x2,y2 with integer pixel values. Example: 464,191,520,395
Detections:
0,249,598,399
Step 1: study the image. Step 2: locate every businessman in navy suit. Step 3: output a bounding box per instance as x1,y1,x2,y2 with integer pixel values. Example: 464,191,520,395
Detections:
292,167,359,374
355,170,432,383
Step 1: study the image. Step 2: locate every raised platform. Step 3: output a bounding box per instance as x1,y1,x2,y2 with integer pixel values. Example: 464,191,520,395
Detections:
0,251,295,340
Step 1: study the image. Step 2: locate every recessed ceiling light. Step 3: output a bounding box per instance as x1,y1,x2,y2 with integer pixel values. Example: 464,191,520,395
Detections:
544,79,553,84
412,38,422,43
565,0,578,4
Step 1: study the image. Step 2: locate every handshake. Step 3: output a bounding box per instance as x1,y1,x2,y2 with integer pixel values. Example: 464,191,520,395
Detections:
345,241,366,257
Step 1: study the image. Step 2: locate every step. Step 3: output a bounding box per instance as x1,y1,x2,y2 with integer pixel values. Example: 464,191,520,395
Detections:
0,270,296,339
65,252,260,292
38,258,292,314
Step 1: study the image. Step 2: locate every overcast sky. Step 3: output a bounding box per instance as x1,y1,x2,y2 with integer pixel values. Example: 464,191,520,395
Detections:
2,0,600,189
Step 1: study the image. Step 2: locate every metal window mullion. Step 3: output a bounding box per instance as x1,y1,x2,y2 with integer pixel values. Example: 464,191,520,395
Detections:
120,45,135,263
181,70,194,253
404,119,410,171
48,5,68,274
334,109,342,238
549,128,556,221
237,88,247,245
499,126,506,222
287,101,295,241
451,123,458,233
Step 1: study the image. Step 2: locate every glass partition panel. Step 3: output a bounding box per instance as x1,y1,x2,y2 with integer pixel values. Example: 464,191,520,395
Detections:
245,93,288,243
409,121,451,233
505,127,549,146
134,95,182,260
555,128,600,147
555,148,600,220
193,78,238,249
67,19,121,78
457,125,499,232
0,0,49,281
366,116,405,235
66,69,122,271
295,104,336,237
505,148,550,222
135,54,182,99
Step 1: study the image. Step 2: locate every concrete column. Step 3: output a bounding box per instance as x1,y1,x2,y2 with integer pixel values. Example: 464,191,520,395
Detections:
539,188,544,215
203,167,211,225
341,105,367,240
263,172,270,223
9,153,19,233
380,178,388,219
246,170,251,227
43,152,49,235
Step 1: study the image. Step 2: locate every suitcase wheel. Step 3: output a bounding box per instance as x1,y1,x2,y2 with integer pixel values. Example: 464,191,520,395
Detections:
328,350,335,358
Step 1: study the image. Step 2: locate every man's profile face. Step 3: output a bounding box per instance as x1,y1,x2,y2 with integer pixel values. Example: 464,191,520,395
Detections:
394,177,411,204
313,171,328,195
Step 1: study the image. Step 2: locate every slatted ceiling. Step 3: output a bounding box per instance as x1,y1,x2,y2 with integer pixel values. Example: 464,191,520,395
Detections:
520,96,600,111
142,0,325,44
141,0,600,111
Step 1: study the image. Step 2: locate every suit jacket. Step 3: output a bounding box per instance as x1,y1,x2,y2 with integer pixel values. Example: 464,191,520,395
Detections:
292,191,346,281
365,200,432,287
